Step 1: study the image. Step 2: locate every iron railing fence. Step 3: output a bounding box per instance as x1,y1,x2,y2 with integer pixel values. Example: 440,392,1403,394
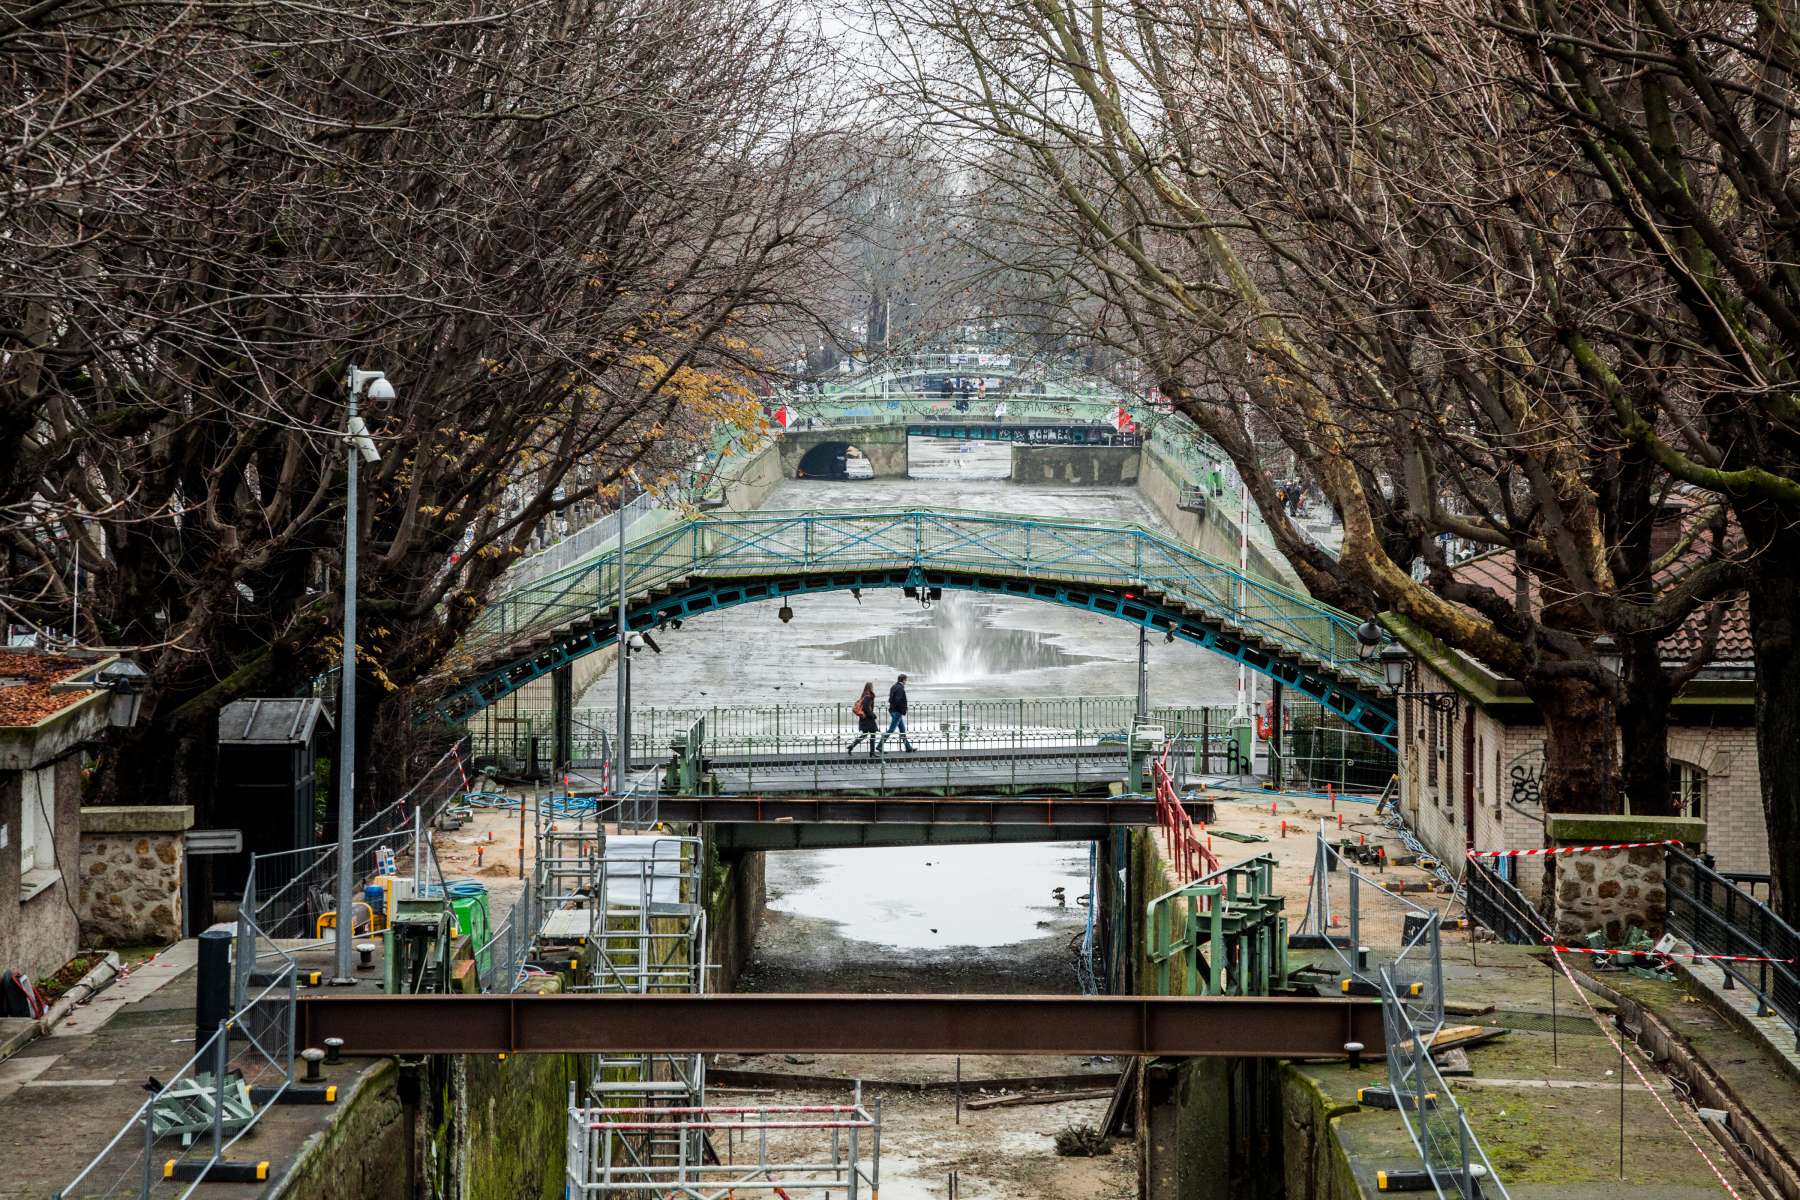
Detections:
457,509,1383,695
677,731,1140,794
499,493,664,594
1665,847,1799,1043
1463,858,1554,948
469,697,1389,787
480,697,1218,758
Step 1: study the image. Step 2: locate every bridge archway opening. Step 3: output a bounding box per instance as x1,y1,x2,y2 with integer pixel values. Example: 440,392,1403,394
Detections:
797,441,862,480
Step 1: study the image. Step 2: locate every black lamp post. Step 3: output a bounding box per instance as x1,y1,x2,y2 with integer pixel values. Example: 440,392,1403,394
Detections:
1353,619,1458,713
95,658,149,728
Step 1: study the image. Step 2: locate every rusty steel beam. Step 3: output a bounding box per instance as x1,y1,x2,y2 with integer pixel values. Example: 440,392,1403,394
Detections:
631,795,1213,826
297,994,1381,1059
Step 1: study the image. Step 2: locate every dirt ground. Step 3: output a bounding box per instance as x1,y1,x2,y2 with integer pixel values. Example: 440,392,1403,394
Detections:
741,1084,1137,1200
1199,787,1466,951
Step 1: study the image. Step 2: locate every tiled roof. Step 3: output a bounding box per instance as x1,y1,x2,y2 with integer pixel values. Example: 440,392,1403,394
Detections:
1450,547,1752,669
0,650,99,728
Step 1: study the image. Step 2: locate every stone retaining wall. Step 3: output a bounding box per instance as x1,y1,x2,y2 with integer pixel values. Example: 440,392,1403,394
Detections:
1545,813,1705,942
78,805,191,946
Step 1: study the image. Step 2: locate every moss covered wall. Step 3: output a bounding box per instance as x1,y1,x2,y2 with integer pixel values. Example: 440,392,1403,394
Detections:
704,844,766,993
269,1061,407,1200
1279,1066,1363,1200
454,1052,584,1200
276,1050,579,1199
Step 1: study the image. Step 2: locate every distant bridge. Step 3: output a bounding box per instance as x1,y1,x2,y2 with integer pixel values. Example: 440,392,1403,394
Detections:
444,508,1395,742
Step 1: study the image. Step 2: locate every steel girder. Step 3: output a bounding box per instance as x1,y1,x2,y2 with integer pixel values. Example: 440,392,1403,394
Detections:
296,993,1385,1058
440,568,1397,744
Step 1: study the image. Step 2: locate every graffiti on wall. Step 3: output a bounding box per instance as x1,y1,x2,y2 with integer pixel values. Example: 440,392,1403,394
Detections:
1506,747,1545,811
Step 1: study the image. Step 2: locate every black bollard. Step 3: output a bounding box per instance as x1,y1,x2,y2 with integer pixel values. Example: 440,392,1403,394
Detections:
194,929,234,1049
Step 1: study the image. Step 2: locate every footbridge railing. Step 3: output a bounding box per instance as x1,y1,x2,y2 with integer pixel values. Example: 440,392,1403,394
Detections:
451,508,1390,731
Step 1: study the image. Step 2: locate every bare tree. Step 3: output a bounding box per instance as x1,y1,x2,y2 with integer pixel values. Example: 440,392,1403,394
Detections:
3,0,860,808
870,0,1749,822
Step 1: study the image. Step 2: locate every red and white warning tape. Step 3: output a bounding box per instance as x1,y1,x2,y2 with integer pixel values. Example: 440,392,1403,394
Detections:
1466,839,1681,859
1546,945,1795,964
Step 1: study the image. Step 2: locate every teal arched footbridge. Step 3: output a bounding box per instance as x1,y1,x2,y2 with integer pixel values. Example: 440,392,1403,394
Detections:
443,509,1396,743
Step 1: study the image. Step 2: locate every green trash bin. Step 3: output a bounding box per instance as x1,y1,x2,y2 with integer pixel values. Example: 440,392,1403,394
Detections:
448,884,493,981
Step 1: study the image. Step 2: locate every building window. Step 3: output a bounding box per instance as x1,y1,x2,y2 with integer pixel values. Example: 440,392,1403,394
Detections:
1671,760,1707,821
1426,704,1440,790
20,767,57,874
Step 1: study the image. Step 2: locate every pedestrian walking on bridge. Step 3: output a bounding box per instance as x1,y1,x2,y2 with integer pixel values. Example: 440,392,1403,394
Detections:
877,673,916,753
846,682,880,756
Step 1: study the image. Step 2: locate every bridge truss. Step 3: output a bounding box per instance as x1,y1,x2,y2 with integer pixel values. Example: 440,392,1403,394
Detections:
445,509,1395,743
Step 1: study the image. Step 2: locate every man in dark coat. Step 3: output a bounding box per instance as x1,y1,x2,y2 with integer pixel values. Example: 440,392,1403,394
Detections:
876,673,917,752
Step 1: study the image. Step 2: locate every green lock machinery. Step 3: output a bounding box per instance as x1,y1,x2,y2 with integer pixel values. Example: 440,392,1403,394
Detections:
661,715,714,795
384,879,457,995
1144,853,1291,996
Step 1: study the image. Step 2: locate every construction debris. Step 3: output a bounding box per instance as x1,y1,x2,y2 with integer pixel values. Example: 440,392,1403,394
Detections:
964,1088,1115,1111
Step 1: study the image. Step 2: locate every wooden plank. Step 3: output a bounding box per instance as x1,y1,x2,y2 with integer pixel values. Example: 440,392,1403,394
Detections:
1101,1065,1137,1137
966,1087,1116,1111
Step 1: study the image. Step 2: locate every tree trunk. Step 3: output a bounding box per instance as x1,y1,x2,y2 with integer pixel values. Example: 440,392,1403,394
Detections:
1529,675,1621,815
1745,522,1800,926
1617,637,1675,817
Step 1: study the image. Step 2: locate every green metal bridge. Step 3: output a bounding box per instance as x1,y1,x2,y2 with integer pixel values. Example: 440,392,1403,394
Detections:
444,508,1396,742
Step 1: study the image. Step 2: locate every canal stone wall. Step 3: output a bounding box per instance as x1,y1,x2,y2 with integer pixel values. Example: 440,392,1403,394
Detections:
706,845,767,993
1010,443,1141,485
271,1048,582,1200
1126,826,1358,1200
269,1060,407,1200
1136,437,1303,589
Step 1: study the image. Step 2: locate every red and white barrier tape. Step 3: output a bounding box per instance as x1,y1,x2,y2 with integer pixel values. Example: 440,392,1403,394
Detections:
1546,945,1794,964
1467,839,1681,859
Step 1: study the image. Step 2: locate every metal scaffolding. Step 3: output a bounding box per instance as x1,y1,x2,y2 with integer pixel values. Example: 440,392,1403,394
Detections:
566,1086,881,1199
580,832,711,1188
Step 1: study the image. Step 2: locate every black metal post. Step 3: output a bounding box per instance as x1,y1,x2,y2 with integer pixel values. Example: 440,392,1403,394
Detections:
195,928,234,1048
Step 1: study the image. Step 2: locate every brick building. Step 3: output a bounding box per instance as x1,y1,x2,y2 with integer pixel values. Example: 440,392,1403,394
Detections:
1384,547,1759,897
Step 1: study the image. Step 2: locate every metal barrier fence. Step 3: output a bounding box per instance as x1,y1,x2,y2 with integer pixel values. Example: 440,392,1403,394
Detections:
1664,847,1800,1043
57,966,297,1200
1280,721,1396,792
61,743,478,1197
1299,828,1507,1198
1377,965,1504,1198
474,881,535,993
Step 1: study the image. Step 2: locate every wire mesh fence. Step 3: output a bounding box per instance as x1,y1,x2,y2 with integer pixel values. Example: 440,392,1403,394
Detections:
475,882,535,993
1297,827,1506,1198
1378,968,1506,1199
56,969,296,1200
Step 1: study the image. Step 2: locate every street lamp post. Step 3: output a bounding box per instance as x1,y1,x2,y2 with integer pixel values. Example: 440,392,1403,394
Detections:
334,365,391,985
